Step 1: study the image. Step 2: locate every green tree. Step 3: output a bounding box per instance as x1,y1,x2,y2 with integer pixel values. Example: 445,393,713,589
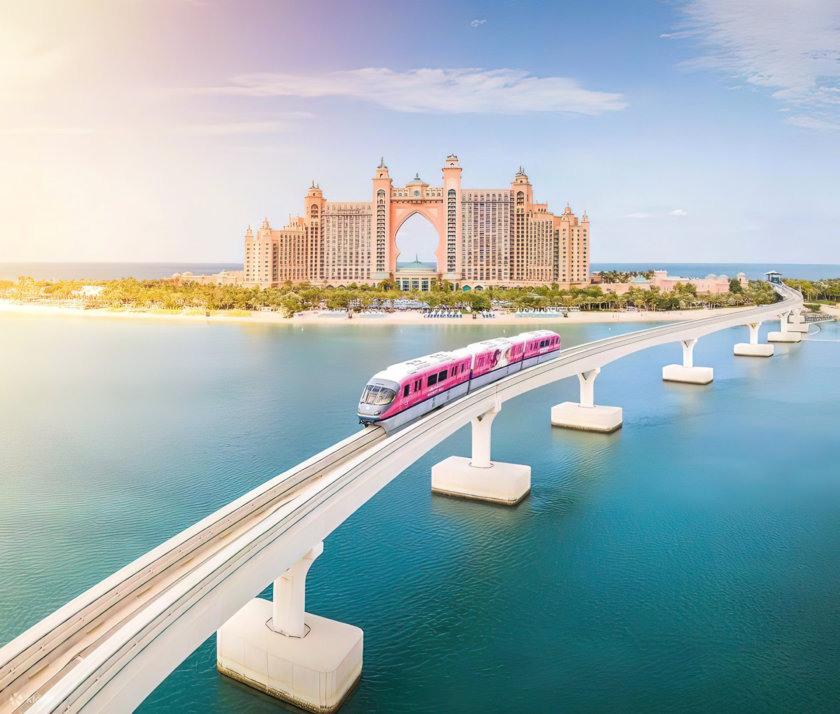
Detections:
278,293,301,317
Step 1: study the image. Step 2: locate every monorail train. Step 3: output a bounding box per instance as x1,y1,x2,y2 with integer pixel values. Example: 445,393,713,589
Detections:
358,330,561,431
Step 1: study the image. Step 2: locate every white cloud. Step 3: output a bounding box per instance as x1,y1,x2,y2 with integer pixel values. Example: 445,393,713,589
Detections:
195,67,628,116
0,126,92,136
176,120,297,136
625,209,688,218
668,0,840,124
470,19,487,28
784,114,840,132
0,26,71,104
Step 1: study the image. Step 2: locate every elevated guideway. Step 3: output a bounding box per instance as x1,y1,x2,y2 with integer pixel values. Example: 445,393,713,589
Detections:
0,286,802,714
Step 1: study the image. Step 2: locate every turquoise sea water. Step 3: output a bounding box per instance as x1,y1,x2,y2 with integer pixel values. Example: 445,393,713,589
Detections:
2,261,839,282
1,314,838,712
591,263,840,282
0,262,243,281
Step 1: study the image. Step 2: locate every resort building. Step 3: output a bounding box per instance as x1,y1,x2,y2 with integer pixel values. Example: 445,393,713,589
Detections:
243,155,590,291
171,270,244,286
595,270,749,295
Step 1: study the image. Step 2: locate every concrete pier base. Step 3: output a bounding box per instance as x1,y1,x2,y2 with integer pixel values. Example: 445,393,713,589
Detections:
662,365,714,384
734,343,774,357
431,455,530,505
788,323,810,334
217,598,363,714
550,402,623,433
767,331,801,343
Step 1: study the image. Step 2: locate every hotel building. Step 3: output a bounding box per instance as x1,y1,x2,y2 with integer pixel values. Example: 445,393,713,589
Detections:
243,155,590,291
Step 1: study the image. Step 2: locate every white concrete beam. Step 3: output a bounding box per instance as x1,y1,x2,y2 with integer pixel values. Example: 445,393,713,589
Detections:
663,339,713,384
432,401,530,504
217,542,363,713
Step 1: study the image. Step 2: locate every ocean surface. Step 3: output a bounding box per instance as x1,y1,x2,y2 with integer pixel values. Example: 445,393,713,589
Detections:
1,314,838,712
2,262,839,282
591,263,840,282
0,262,243,281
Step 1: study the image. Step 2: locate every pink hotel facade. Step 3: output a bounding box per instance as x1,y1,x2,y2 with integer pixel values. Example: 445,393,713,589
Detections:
243,155,590,291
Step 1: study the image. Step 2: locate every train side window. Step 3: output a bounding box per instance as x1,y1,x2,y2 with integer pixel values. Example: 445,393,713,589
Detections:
428,373,438,386
415,379,421,390
403,385,409,398
439,369,447,381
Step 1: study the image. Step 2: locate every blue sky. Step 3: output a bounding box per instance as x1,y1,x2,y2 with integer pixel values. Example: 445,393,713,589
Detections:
1,0,838,263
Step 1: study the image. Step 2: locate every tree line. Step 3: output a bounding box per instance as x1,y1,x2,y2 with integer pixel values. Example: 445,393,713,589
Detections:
783,278,840,303
0,275,781,317
594,270,655,283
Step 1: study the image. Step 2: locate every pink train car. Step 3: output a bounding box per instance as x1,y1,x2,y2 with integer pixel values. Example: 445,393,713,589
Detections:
358,330,561,431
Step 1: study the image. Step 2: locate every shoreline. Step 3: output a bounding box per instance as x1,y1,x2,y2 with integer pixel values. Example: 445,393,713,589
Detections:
0,299,761,326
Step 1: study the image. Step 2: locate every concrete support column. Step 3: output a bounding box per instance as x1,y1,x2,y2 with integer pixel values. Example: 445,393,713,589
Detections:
768,310,802,343
578,368,598,408
663,338,713,384
432,401,530,505
270,542,324,637
681,338,697,368
550,368,622,433
788,308,810,334
735,322,775,356
217,542,363,713
469,403,499,469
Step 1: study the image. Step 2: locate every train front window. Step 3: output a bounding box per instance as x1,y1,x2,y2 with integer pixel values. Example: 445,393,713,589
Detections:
373,388,396,405
361,385,397,405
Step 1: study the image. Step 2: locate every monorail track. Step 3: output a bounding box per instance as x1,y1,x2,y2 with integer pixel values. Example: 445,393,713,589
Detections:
0,427,386,712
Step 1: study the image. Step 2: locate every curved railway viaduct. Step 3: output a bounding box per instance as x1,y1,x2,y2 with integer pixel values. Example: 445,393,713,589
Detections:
0,285,805,713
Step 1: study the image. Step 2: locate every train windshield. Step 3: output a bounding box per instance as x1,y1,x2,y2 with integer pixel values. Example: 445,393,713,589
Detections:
360,384,397,405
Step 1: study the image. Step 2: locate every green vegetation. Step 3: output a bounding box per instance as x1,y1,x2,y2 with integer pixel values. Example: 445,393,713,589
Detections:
784,278,840,303
0,275,780,316
595,270,655,283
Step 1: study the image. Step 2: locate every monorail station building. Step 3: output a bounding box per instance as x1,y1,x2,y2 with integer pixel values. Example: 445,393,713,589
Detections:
243,155,590,291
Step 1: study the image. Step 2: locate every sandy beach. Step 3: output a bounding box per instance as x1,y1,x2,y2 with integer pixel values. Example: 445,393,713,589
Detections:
0,299,760,326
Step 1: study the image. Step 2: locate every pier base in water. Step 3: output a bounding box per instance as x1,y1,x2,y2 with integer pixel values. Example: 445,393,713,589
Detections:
767,331,801,343
662,365,714,385
734,343,774,357
432,456,530,505
217,599,363,713
550,402,623,433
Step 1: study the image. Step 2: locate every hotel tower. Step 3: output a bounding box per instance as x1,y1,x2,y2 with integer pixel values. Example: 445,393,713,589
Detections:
244,155,589,291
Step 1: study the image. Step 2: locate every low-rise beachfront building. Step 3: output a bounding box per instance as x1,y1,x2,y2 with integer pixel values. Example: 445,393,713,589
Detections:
243,155,590,291
172,270,245,286
598,270,748,295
